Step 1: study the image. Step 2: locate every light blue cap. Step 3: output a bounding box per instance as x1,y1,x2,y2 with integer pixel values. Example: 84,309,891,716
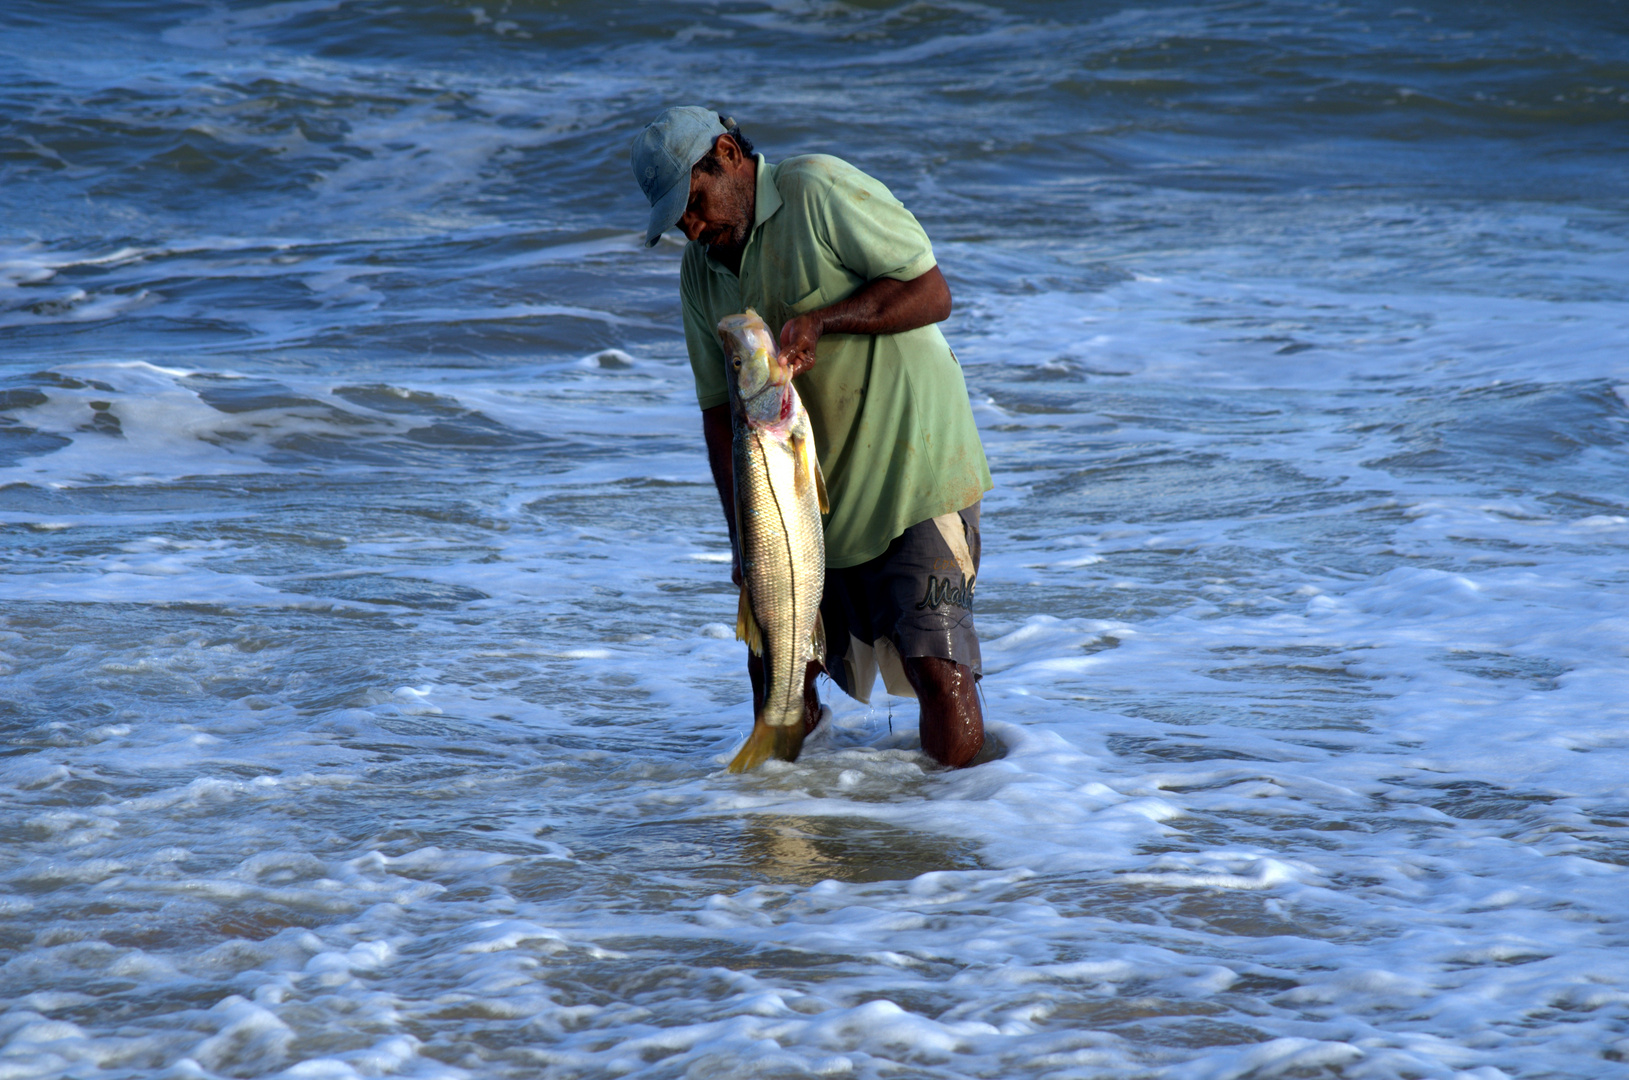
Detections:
631,106,727,247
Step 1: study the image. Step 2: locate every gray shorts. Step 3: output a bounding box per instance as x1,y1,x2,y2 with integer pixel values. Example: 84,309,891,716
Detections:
822,502,982,703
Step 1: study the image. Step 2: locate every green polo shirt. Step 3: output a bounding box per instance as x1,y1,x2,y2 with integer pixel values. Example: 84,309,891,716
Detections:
681,154,993,569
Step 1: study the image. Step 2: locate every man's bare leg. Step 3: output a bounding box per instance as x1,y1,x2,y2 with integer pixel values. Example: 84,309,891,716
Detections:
905,656,984,767
802,662,823,734
747,653,823,735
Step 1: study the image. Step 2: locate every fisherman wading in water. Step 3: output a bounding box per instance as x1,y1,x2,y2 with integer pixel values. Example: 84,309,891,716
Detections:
632,107,993,768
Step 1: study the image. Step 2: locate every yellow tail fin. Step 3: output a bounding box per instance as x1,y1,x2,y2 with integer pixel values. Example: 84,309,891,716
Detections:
728,720,806,772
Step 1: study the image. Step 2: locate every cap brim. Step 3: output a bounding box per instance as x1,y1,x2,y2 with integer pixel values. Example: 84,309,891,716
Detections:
644,176,690,247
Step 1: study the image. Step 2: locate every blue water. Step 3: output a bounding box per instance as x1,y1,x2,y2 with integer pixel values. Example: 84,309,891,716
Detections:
3,3,1628,1078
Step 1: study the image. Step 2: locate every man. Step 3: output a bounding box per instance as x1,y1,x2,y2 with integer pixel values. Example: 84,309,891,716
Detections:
631,106,993,768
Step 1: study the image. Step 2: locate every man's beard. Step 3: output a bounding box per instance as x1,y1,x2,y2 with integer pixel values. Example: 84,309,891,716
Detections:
709,174,755,252
712,218,750,251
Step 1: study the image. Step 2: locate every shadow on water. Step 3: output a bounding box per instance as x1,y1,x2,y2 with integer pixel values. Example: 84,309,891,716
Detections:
513,814,981,902
737,814,983,885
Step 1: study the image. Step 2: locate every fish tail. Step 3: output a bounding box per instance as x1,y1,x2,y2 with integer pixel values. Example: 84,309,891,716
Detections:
727,720,806,772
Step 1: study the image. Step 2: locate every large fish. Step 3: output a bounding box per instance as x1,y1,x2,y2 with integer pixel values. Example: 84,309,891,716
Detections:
718,309,828,772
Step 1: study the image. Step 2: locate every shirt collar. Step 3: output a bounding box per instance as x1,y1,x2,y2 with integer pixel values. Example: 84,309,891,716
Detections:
751,154,781,231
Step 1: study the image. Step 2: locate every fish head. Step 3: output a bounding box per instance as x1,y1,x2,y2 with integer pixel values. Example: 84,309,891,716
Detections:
717,309,793,424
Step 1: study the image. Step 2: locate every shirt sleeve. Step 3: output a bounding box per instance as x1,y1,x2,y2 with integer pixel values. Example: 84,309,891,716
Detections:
680,249,730,410
816,162,937,285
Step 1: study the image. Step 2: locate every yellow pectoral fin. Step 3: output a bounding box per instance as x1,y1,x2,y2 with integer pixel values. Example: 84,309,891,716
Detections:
736,584,764,656
811,610,826,666
792,433,830,514
791,433,811,502
814,458,829,515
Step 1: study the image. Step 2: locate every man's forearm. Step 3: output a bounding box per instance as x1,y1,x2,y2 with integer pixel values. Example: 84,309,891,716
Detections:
780,265,951,374
811,265,951,337
701,404,739,578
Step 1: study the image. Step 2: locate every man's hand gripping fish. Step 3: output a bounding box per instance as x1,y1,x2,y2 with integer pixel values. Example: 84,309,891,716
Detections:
718,309,828,772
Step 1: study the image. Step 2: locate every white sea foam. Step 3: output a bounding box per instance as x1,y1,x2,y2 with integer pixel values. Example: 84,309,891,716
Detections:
11,319,1621,1078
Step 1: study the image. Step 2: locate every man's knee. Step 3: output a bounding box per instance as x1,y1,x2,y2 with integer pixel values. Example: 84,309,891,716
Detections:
905,654,975,699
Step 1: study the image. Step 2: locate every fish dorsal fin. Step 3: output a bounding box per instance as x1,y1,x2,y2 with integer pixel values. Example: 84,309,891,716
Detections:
730,469,762,654
736,583,764,656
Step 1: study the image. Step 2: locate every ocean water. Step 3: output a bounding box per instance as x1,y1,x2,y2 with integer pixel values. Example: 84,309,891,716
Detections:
3,2,1628,1078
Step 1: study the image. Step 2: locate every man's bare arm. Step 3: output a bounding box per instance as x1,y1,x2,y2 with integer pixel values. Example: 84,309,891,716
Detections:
778,265,952,375
701,403,742,585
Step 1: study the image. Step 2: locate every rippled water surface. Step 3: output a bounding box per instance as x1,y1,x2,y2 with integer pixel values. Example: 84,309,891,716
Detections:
3,2,1628,1078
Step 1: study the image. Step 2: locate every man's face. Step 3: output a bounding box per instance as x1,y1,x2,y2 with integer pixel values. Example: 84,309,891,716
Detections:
677,137,755,252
